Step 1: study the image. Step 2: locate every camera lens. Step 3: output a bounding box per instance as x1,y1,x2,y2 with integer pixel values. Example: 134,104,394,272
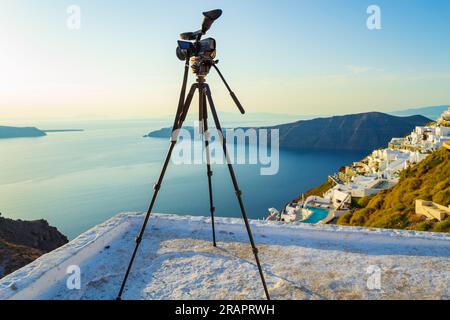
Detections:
176,47,187,61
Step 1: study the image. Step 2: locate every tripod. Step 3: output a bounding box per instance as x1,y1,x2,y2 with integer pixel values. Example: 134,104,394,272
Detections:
117,59,270,300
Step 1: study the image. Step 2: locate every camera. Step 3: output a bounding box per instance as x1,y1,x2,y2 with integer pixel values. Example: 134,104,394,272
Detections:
176,38,216,61
175,10,222,76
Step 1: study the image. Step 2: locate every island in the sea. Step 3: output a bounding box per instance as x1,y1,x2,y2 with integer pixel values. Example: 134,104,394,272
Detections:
0,126,47,139
0,126,84,139
144,126,195,138
145,112,431,151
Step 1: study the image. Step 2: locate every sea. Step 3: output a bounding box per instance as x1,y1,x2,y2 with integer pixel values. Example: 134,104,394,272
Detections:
0,117,368,239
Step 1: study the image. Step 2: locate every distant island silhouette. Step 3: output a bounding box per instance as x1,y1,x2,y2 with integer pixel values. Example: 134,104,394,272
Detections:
144,126,195,138
0,126,84,139
0,126,46,139
145,112,431,151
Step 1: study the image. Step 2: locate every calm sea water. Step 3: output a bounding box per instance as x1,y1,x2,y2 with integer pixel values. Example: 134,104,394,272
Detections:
0,119,367,239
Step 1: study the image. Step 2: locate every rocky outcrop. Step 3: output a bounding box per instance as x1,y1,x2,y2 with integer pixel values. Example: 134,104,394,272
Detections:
0,216,68,278
0,240,43,278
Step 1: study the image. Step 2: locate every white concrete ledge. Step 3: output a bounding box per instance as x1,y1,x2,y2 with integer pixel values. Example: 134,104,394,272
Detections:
1,213,449,300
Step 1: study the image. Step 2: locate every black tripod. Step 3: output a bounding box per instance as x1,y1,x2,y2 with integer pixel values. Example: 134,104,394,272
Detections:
117,59,270,300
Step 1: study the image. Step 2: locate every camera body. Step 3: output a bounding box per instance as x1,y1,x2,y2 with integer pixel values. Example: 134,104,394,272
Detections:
176,38,216,62
176,9,222,76
176,38,217,76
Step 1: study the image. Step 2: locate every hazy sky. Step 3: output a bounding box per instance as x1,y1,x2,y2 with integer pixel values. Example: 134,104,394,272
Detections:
1,0,450,120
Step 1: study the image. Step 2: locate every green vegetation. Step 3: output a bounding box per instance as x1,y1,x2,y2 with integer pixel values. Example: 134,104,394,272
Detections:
337,147,450,233
295,180,335,202
351,196,373,209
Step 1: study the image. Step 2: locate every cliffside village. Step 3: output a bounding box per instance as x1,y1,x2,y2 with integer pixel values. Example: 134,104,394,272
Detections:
268,108,450,224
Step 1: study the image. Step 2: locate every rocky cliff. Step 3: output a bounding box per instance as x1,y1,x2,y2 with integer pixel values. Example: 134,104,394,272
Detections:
0,215,68,278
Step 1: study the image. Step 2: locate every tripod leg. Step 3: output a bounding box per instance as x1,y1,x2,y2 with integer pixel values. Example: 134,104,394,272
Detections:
172,58,191,130
212,64,245,114
116,84,198,300
204,84,271,300
177,84,198,129
200,88,217,247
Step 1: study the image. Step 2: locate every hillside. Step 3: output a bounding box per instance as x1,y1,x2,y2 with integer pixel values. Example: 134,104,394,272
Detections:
338,148,450,232
266,112,430,151
0,240,43,278
294,181,334,202
146,112,431,151
0,126,46,139
0,215,68,278
0,213,448,300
